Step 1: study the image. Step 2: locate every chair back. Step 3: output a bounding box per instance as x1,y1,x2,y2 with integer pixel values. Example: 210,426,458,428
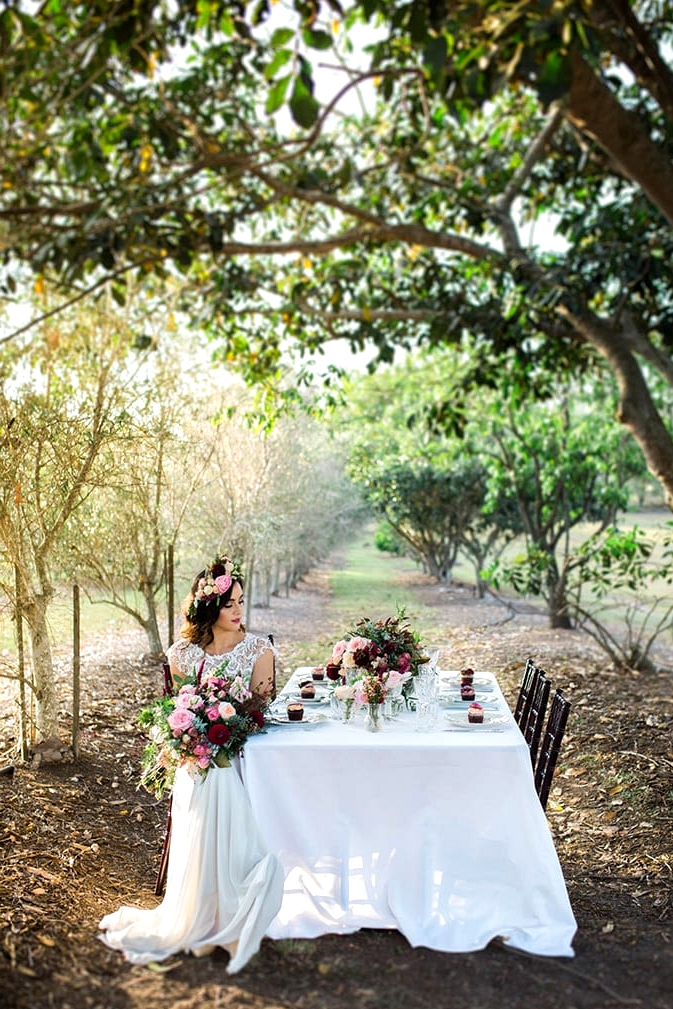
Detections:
522,669,551,767
268,633,277,700
513,657,537,726
535,689,572,810
161,661,173,697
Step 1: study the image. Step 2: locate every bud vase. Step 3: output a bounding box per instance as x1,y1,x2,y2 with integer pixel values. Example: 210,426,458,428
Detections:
364,703,383,732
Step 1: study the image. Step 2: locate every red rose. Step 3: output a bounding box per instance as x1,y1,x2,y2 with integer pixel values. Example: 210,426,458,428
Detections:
207,723,231,746
250,709,265,728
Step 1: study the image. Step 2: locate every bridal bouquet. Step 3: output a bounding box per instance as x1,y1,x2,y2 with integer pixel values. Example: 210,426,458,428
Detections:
138,661,269,798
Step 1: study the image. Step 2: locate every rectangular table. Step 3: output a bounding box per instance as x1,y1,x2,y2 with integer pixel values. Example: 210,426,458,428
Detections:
241,668,577,958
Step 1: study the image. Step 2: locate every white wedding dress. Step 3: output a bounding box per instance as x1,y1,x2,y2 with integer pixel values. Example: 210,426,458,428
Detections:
98,634,284,973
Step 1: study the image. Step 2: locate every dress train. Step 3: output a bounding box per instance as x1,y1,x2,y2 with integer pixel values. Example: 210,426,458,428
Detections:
98,762,284,973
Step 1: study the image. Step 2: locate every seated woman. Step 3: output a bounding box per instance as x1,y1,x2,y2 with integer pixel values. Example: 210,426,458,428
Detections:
167,555,276,699
99,555,284,973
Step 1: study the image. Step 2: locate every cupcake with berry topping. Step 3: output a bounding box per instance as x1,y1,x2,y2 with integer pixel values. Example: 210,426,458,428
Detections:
468,702,484,723
460,683,476,701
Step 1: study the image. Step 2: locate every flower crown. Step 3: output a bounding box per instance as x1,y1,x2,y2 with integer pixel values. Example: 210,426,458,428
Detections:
187,555,244,619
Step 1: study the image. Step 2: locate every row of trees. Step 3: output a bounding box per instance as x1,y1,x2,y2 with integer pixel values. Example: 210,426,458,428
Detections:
1,294,361,741
337,346,673,669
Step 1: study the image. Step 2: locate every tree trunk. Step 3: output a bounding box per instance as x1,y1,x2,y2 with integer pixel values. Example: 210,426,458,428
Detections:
546,565,573,630
565,49,673,228
24,593,59,741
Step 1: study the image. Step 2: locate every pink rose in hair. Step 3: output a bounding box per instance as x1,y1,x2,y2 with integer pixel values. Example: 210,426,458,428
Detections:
214,573,232,594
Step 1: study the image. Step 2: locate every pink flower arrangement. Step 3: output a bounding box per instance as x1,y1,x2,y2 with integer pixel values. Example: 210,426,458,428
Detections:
138,659,270,797
325,609,430,707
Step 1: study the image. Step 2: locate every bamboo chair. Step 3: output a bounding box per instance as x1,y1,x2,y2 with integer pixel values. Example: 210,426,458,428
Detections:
534,689,571,810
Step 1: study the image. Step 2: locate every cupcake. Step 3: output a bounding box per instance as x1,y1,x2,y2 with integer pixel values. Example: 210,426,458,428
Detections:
460,683,476,701
311,666,326,681
460,667,475,685
468,702,484,723
300,683,316,700
287,702,304,721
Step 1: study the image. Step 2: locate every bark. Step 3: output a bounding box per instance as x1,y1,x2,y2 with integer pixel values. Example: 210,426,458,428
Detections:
23,592,59,741
565,49,673,228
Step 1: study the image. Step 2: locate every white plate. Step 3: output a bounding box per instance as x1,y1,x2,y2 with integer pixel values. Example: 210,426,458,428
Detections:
442,691,493,704
439,675,494,690
442,699,501,711
283,693,330,706
269,711,328,725
444,712,511,730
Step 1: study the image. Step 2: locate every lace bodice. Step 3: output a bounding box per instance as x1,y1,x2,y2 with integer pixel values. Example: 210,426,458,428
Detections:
167,633,276,685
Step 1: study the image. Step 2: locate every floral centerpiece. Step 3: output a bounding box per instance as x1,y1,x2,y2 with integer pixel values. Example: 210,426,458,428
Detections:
326,608,430,703
137,660,269,798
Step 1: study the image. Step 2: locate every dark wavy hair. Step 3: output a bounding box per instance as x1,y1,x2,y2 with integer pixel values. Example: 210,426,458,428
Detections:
180,565,245,649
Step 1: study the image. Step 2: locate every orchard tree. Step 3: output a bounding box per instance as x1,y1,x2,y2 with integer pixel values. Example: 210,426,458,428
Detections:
0,299,154,740
340,352,522,584
2,2,673,506
65,342,217,656
481,384,647,627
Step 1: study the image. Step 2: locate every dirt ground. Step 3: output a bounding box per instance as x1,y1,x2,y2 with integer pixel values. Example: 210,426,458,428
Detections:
1,557,672,1009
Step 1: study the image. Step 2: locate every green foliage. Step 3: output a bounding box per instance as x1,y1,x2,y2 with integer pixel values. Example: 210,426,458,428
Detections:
373,521,405,555
1,0,673,510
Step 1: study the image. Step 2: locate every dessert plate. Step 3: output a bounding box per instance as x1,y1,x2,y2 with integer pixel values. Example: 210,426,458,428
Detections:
442,698,501,711
282,693,330,706
268,711,328,726
444,712,511,731
442,691,493,704
439,675,494,691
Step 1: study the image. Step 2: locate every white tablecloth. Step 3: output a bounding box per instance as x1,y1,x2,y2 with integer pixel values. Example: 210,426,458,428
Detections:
241,669,576,958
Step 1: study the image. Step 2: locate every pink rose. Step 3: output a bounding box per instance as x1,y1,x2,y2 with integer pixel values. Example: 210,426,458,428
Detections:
386,670,404,689
197,755,210,768
206,705,220,721
175,685,197,707
214,573,232,594
167,708,194,733
331,640,347,662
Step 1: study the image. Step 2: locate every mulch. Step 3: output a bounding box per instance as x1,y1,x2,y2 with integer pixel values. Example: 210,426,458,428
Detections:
1,560,672,1009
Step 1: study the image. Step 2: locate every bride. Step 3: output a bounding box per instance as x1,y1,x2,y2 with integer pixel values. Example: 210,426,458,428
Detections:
99,555,284,973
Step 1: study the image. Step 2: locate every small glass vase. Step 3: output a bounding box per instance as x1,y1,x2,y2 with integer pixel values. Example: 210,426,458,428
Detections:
383,683,404,721
364,703,383,732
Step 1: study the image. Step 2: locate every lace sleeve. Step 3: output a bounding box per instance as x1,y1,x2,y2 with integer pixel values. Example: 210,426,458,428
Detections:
166,640,203,677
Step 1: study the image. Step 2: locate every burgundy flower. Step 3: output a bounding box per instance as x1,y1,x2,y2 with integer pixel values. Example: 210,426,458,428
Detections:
207,723,231,746
250,709,265,728
326,663,342,681
397,652,411,672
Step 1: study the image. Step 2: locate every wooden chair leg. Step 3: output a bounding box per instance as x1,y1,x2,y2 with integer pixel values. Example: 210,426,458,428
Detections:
154,796,173,896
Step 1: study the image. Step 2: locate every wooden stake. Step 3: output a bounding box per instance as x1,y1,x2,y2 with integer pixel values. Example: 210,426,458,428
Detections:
14,565,28,761
72,583,80,758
